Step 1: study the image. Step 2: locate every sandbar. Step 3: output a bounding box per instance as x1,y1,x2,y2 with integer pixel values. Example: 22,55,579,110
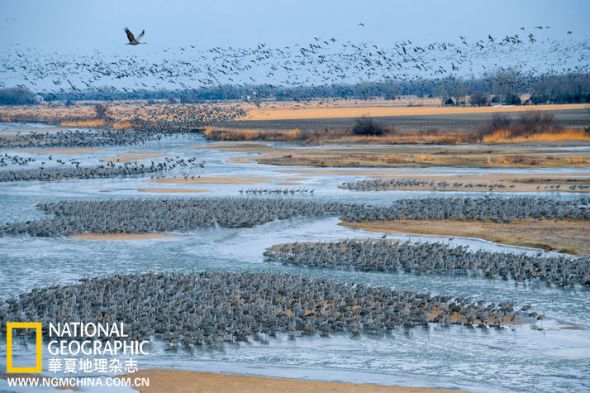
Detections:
130,369,468,393
341,219,590,255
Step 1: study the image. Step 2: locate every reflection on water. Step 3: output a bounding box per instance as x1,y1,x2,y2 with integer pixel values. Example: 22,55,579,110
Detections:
1,124,589,393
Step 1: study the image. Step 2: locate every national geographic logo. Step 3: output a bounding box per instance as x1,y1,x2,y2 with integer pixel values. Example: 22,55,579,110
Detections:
5,322,43,374
3,321,150,389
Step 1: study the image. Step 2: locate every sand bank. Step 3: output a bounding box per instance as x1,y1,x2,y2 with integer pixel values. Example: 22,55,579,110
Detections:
200,142,590,169
282,169,590,192
339,172,590,193
138,188,209,193
341,219,590,256
152,176,271,185
280,168,441,176
260,152,590,168
130,370,467,393
101,151,163,163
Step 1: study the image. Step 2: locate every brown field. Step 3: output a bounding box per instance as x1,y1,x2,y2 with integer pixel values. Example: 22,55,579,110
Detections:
0,100,587,133
204,126,590,145
341,219,590,256
0,104,97,124
70,233,177,241
223,108,589,131
208,101,590,144
130,369,468,393
202,126,474,144
203,142,590,168
60,119,106,128
242,102,589,121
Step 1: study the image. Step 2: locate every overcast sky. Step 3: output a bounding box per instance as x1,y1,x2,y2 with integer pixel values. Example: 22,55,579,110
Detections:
1,0,589,52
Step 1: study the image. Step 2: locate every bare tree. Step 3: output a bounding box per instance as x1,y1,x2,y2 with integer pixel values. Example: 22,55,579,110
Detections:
470,92,489,106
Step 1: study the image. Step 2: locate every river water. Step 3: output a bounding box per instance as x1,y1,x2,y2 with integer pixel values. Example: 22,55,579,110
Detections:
0,124,589,392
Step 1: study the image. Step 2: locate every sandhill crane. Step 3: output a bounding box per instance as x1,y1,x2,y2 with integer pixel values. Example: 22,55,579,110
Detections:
124,27,146,45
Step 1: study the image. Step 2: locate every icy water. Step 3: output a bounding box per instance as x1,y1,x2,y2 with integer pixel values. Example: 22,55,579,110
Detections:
1,123,589,393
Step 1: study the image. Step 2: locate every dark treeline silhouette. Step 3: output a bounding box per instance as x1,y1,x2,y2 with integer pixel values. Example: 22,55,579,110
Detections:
0,87,39,105
4,72,588,105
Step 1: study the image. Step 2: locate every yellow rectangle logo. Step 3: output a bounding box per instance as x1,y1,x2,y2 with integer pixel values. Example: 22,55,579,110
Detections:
6,322,43,374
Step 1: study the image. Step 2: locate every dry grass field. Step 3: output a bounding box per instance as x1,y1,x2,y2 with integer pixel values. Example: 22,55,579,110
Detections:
241,102,589,121
208,101,590,144
1,100,587,137
204,125,590,145
482,129,590,143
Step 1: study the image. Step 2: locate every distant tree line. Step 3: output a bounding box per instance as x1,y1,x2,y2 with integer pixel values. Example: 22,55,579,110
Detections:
0,87,40,105
2,72,589,105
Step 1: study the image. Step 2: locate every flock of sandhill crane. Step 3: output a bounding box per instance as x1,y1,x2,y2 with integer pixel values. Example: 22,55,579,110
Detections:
0,272,533,346
0,22,588,350
264,239,590,286
1,196,587,236
340,178,515,191
1,192,586,345
0,155,204,182
0,25,586,98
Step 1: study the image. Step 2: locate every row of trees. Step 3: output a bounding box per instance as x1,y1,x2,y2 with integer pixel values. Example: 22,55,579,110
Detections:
439,71,590,106
0,87,40,105
2,72,589,105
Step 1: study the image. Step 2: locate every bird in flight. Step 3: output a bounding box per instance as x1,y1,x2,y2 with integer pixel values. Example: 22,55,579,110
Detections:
124,27,146,45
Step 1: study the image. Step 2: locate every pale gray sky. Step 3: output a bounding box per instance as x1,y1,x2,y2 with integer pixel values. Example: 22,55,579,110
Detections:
1,0,588,90
1,0,589,51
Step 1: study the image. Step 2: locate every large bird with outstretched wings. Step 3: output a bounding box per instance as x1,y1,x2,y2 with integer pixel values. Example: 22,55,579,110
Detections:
124,27,146,45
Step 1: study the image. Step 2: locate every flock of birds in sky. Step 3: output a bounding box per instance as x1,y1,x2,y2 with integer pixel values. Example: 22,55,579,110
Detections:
0,23,588,96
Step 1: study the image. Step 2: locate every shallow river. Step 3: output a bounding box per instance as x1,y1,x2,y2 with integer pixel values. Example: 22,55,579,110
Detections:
0,124,589,393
